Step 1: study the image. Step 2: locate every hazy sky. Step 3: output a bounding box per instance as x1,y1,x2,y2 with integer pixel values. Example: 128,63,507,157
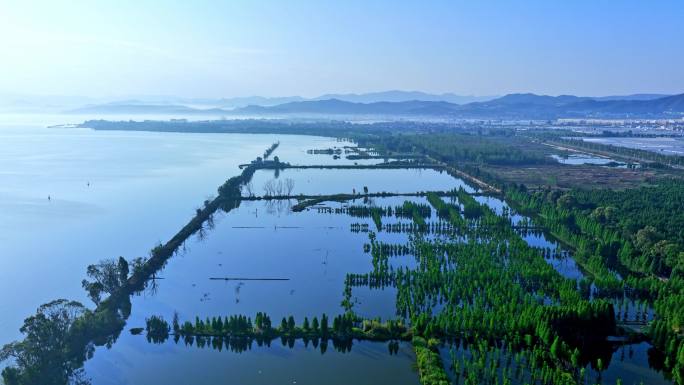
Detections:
1,0,682,98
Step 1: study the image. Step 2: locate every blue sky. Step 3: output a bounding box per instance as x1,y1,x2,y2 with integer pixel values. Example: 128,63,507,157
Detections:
0,0,682,98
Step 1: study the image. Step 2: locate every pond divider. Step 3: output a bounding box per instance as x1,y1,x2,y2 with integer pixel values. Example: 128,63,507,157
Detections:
239,162,446,170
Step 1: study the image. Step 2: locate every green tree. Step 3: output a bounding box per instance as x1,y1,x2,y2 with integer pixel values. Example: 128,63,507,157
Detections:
320,314,328,335
0,300,87,385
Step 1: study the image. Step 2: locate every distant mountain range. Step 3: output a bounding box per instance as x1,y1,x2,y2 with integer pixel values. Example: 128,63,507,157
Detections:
64,91,495,112
59,92,684,119
235,99,460,116
208,91,494,108
232,93,684,119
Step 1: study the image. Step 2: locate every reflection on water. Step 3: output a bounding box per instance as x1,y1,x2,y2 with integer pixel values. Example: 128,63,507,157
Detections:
597,342,672,385
441,340,671,385
85,336,419,385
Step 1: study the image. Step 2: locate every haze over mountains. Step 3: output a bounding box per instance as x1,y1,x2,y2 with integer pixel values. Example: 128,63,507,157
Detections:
2,91,681,119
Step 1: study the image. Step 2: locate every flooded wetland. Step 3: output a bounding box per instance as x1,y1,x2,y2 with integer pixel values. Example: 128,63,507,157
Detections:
0,123,675,385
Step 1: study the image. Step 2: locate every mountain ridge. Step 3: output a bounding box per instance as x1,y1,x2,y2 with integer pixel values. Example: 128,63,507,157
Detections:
64,92,684,119
235,93,684,119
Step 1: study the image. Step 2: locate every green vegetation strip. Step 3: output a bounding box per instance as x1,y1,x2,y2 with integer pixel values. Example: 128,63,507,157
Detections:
412,337,449,385
143,312,411,343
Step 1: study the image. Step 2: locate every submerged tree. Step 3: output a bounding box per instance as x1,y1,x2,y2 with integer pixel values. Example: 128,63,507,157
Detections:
284,178,295,195
263,180,276,197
